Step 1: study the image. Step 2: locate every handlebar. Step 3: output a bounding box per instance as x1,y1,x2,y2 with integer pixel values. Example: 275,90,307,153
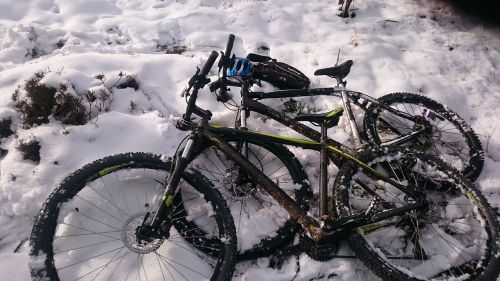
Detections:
177,35,235,131
209,77,242,92
178,51,218,129
225,34,235,61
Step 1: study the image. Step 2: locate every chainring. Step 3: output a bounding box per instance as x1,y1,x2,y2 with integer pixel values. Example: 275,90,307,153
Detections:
299,231,340,262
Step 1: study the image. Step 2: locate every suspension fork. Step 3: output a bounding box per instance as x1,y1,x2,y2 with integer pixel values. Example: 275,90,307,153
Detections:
147,133,198,230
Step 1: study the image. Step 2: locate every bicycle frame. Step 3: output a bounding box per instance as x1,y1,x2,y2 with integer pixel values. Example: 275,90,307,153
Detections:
158,120,424,242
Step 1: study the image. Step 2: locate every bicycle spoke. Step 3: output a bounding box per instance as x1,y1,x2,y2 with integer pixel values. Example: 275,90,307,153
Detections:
57,245,125,271
54,222,124,240
54,237,122,254
156,252,210,279
73,249,131,281
75,194,124,224
86,183,132,219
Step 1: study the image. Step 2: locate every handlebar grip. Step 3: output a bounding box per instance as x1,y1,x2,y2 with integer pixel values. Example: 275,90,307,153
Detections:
219,34,235,69
224,34,235,63
200,51,219,77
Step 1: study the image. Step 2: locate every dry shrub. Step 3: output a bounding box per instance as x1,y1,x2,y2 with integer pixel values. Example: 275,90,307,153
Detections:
17,138,41,163
12,72,87,127
0,118,14,138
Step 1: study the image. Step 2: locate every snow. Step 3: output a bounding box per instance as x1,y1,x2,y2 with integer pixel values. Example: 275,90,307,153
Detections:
1,0,499,280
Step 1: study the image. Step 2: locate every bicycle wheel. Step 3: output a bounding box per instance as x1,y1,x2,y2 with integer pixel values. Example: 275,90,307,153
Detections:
185,137,311,260
333,147,499,281
30,152,237,281
363,92,484,181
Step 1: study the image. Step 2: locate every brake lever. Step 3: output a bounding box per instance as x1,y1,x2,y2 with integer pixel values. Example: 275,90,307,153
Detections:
180,87,190,98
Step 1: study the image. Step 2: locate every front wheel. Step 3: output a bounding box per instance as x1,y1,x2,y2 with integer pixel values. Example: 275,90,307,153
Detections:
363,92,484,181
29,152,237,281
334,147,499,281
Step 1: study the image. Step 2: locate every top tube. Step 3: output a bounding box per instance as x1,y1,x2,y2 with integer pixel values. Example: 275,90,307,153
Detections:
246,87,370,102
247,87,339,99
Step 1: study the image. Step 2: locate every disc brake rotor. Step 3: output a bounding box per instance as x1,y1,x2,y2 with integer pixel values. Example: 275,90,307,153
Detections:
122,212,164,254
222,166,258,200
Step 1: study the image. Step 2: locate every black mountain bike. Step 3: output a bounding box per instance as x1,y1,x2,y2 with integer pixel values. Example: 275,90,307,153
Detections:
181,35,485,260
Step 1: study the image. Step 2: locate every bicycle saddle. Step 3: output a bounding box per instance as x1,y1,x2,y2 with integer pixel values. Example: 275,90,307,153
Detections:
294,107,344,128
314,60,353,80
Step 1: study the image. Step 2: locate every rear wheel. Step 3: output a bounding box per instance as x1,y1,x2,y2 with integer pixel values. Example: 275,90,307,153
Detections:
363,92,484,181
30,152,237,281
334,147,499,281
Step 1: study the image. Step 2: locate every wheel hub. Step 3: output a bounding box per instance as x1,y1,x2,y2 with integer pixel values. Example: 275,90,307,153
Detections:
223,166,257,199
122,212,164,254
413,116,435,148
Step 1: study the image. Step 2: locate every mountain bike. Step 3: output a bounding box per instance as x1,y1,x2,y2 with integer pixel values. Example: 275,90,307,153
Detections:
178,34,485,260
158,50,499,280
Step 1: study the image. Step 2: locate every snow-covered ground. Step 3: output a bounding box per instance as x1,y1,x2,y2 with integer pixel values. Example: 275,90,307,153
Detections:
0,0,499,280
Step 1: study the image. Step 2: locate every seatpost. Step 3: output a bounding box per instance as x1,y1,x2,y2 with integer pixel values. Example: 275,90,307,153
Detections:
319,124,329,218
239,81,250,158
240,82,248,129
338,79,363,146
